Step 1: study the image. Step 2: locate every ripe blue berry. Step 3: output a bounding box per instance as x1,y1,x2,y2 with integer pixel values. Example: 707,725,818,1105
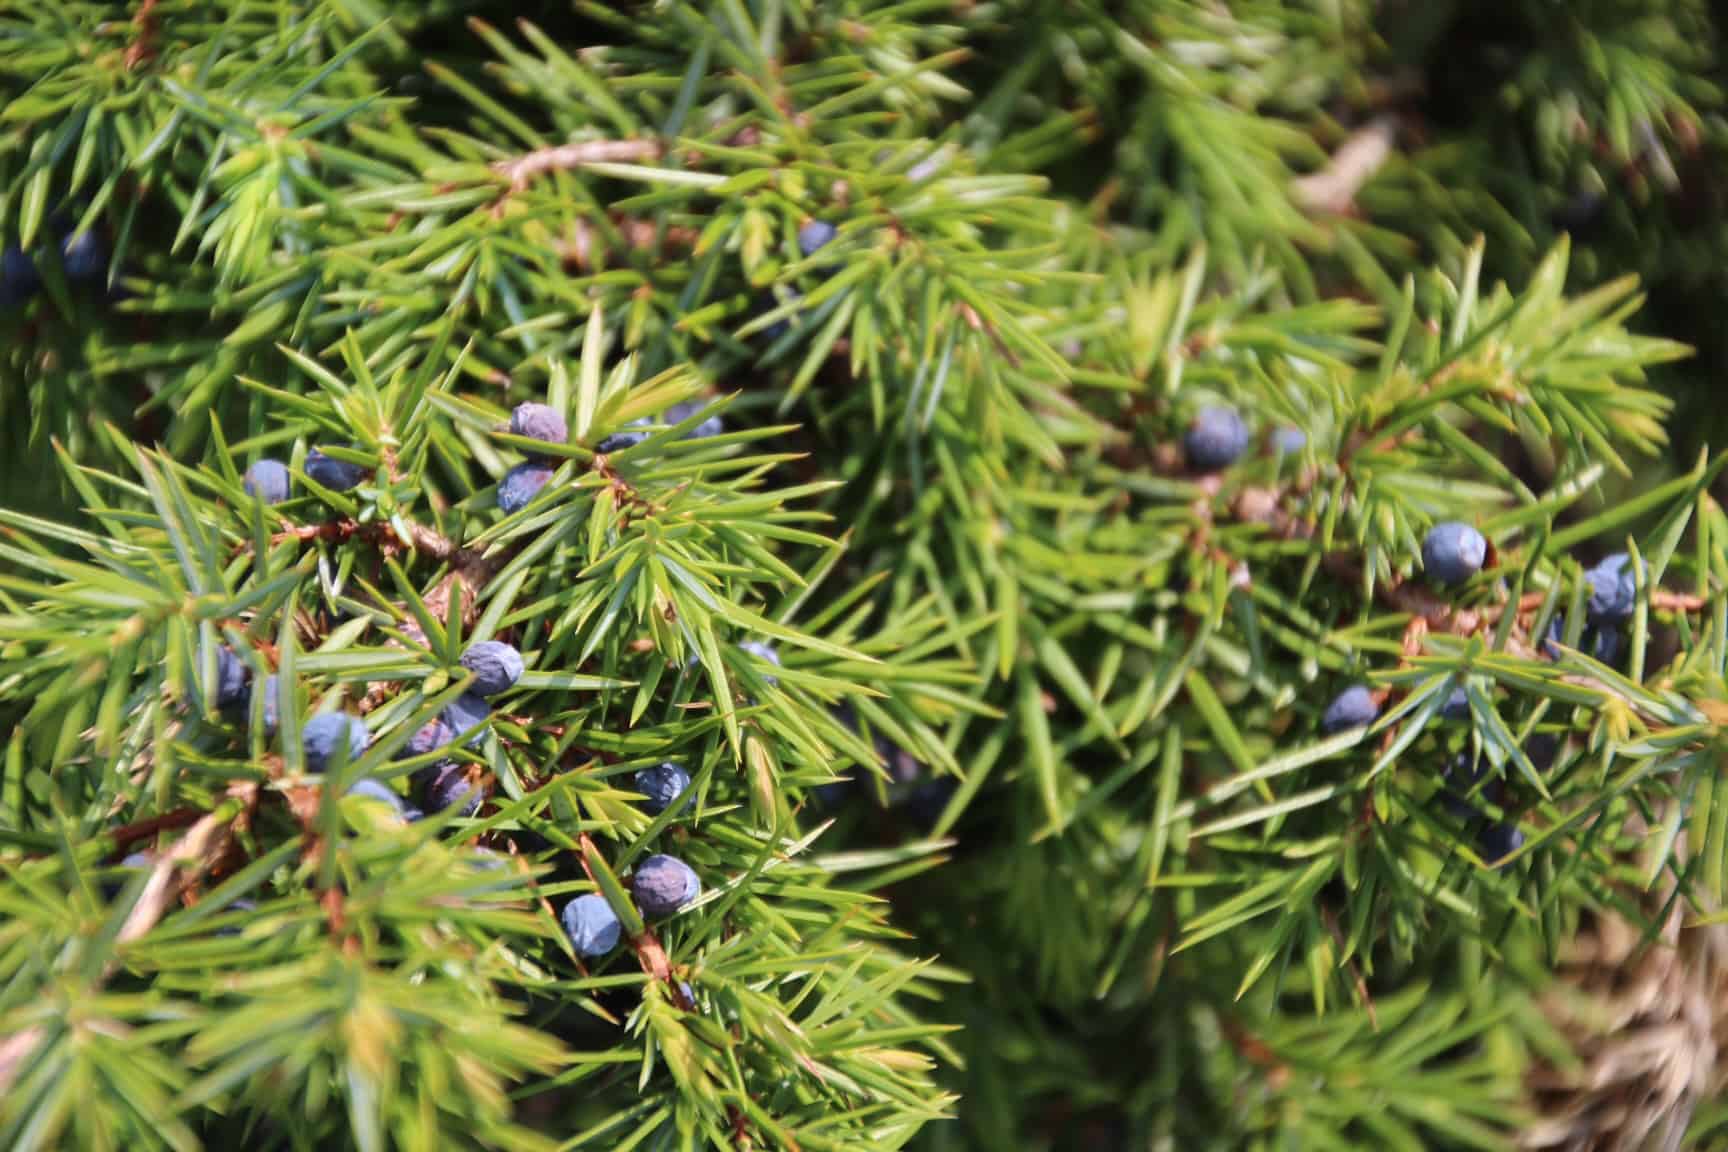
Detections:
633,854,701,918
666,399,723,440
1321,684,1378,734
1584,552,1639,623
1,244,39,307
257,674,281,733
597,419,651,454
738,640,780,687
215,647,250,710
304,450,366,492
1477,822,1523,866
1441,752,1491,821
243,459,291,504
797,219,838,257
461,640,523,697
420,762,482,816
61,231,106,281
347,777,414,819
443,691,492,746
497,462,554,514
1270,426,1307,456
561,893,623,957
634,762,691,814
403,716,456,759
302,713,369,772
510,402,568,450
1184,406,1250,472
1544,615,1623,665
1440,687,1470,721
1421,522,1487,585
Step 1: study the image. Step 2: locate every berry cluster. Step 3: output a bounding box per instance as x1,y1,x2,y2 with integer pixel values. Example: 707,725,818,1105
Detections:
1,220,109,309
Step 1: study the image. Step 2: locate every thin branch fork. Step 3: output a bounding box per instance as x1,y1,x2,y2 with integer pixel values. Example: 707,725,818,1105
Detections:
494,140,663,192
574,833,695,1012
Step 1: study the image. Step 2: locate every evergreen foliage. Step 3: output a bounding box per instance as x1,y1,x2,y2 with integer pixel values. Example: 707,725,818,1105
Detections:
2,2,1727,1149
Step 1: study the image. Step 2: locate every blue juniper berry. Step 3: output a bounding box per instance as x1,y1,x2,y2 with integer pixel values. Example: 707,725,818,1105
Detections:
1321,684,1379,734
303,449,366,492
346,778,416,820
442,692,492,746
1584,552,1640,624
1477,821,1524,867
243,459,291,504
60,230,106,282
302,713,369,772
666,399,724,440
561,893,623,958
634,762,692,814
509,402,568,452
1270,426,1307,456
420,762,482,817
402,716,456,760
256,675,282,734
1440,687,1470,721
797,219,838,257
1,245,39,308
738,640,781,687
460,640,524,697
497,462,554,514
633,854,701,918
1183,406,1250,472
1421,522,1487,585
215,647,250,710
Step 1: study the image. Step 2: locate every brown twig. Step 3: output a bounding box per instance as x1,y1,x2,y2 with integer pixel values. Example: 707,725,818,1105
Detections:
124,0,162,71
1292,116,1398,217
573,833,695,1011
493,140,663,193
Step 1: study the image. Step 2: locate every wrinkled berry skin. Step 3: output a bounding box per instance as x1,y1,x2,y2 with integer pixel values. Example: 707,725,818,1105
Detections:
443,692,492,745
1184,406,1250,472
1478,822,1524,866
243,459,291,504
634,762,691,814
461,640,524,697
347,778,416,819
797,220,838,257
302,713,369,772
1270,426,1307,456
1440,687,1470,721
738,640,781,687
562,893,623,957
1,245,39,307
61,231,106,281
1585,553,1640,623
421,762,482,816
1421,522,1487,585
498,462,554,514
666,399,723,440
1321,684,1379,734
510,402,568,451
633,854,701,917
215,648,250,710
403,716,456,759
304,450,366,492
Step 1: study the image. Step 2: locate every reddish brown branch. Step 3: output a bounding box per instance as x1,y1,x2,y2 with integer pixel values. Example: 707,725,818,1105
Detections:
574,833,695,1011
125,0,162,71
